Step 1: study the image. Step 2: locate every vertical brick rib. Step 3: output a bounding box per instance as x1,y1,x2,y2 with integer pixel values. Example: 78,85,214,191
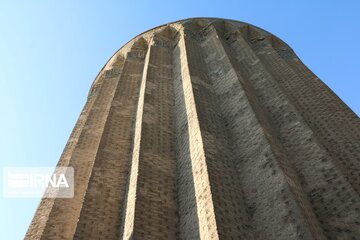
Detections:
200,22,326,239
24,68,103,239
224,24,332,239
25,18,360,240
173,27,220,240
178,20,255,239
128,27,179,239
222,21,360,237
173,31,200,240
73,39,149,239
35,52,125,240
120,38,151,239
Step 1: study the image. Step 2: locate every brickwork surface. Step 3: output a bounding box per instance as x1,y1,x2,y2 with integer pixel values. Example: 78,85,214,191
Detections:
26,18,360,240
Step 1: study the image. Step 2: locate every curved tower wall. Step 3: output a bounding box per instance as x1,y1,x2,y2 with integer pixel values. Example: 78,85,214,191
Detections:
26,18,360,240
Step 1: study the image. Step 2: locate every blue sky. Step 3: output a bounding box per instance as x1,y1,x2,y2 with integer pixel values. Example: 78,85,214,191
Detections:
0,1,359,239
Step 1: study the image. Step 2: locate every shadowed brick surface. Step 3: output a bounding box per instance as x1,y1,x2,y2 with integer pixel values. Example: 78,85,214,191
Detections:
26,18,360,240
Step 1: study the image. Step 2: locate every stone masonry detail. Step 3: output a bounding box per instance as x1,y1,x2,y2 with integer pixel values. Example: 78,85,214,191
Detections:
26,18,360,240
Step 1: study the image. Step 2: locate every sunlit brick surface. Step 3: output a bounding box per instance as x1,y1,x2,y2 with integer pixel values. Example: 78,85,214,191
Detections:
26,18,360,240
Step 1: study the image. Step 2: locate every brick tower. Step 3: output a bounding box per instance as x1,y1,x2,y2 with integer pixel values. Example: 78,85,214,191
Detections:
26,18,360,239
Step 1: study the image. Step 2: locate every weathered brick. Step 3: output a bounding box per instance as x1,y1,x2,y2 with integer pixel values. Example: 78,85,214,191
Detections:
26,18,360,240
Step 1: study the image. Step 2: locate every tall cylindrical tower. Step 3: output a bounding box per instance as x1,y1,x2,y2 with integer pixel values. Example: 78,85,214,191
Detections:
26,18,360,240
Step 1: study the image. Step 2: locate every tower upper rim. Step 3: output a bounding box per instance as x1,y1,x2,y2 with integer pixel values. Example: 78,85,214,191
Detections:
90,17,294,92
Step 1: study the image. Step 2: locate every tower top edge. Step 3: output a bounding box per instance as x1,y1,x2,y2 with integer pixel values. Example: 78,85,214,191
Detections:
90,17,293,92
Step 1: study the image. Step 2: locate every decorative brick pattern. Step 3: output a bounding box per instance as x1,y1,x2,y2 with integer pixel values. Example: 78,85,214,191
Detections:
26,18,360,240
